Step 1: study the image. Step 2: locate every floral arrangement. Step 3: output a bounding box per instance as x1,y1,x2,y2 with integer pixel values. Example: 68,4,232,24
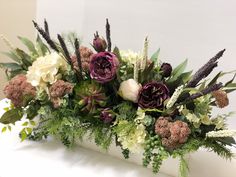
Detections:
1,19,236,177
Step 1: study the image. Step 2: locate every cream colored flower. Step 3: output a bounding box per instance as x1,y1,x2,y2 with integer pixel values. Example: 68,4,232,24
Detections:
118,79,141,103
117,120,146,153
120,50,141,65
26,52,68,89
206,130,236,138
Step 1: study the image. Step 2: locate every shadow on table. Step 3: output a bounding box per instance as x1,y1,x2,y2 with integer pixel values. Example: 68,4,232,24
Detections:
15,138,170,177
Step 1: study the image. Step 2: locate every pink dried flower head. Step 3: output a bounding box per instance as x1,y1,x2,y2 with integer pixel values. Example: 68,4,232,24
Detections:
4,74,36,107
49,80,74,108
155,117,172,138
212,89,229,108
155,117,191,150
71,46,94,72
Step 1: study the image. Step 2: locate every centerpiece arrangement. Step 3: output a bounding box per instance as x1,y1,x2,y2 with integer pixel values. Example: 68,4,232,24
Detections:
1,19,236,177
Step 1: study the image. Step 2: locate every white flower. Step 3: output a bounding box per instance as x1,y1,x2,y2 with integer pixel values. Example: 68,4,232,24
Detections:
118,79,141,103
26,52,68,89
117,121,146,153
166,85,184,109
120,50,141,65
206,130,236,138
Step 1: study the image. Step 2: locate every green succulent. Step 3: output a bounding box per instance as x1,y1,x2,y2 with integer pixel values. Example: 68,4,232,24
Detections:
74,81,107,114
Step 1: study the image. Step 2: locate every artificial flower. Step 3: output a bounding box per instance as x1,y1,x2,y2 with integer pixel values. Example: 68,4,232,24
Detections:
160,63,172,77
118,79,141,103
212,89,229,108
100,108,115,123
93,32,107,52
138,82,169,109
120,50,141,65
206,130,236,138
26,52,68,89
4,74,36,107
90,52,119,83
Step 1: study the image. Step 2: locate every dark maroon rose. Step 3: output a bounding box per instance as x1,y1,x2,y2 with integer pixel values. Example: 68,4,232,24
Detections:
100,108,115,123
90,52,119,83
161,63,172,77
138,82,169,109
93,32,107,52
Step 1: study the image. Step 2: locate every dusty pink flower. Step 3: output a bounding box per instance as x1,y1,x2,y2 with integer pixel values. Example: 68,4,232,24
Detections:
71,46,94,72
4,74,36,107
155,117,191,150
49,80,74,108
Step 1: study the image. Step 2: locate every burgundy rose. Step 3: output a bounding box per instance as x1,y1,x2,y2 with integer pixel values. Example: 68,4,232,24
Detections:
161,63,172,77
138,82,169,109
100,108,115,123
90,52,119,83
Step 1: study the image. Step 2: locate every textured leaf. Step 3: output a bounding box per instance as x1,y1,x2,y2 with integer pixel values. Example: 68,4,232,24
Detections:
36,35,49,56
18,36,38,55
0,108,23,124
150,48,160,66
1,51,21,63
0,62,22,70
113,46,122,61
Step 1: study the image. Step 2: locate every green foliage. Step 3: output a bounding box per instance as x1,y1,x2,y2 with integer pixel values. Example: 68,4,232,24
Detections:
150,48,160,67
0,108,23,124
121,148,130,159
179,156,189,177
113,101,137,121
203,138,234,160
142,135,169,173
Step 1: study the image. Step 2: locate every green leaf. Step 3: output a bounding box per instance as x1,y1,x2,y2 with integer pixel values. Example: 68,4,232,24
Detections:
150,48,160,66
0,108,23,124
22,122,28,126
18,36,38,55
168,59,188,82
0,62,22,70
15,48,32,67
1,127,7,133
208,72,222,86
7,125,12,131
36,35,49,56
215,137,236,146
30,120,36,126
225,73,236,86
113,46,122,62
20,128,27,142
1,51,21,63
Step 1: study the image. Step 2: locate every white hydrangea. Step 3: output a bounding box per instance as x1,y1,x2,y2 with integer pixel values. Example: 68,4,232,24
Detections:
120,50,141,65
117,120,146,153
26,52,68,89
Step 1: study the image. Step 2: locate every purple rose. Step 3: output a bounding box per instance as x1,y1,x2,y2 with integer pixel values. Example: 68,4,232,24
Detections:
161,63,172,77
90,52,119,83
138,82,169,109
100,108,115,123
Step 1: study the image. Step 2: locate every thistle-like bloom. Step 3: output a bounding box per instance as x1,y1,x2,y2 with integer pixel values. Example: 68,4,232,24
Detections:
155,117,191,149
4,74,36,107
49,80,74,108
118,79,141,103
138,82,169,109
90,52,119,83
212,89,229,108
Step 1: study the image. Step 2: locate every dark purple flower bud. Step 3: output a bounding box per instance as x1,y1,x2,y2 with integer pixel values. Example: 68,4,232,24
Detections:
93,32,107,52
100,108,115,123
138,82,169,109
161,63,172,77
90,52,119,83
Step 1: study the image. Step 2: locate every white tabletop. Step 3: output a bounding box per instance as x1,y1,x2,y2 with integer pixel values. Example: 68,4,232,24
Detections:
0,99,170,177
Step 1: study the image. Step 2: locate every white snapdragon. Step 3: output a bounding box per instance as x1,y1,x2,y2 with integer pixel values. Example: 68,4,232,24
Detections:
206,130,236,138
166,85,184,109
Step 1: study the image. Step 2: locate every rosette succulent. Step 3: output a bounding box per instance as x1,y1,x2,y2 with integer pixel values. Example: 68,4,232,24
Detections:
74,81,107,113
90,52,119,83
138,82,169,109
